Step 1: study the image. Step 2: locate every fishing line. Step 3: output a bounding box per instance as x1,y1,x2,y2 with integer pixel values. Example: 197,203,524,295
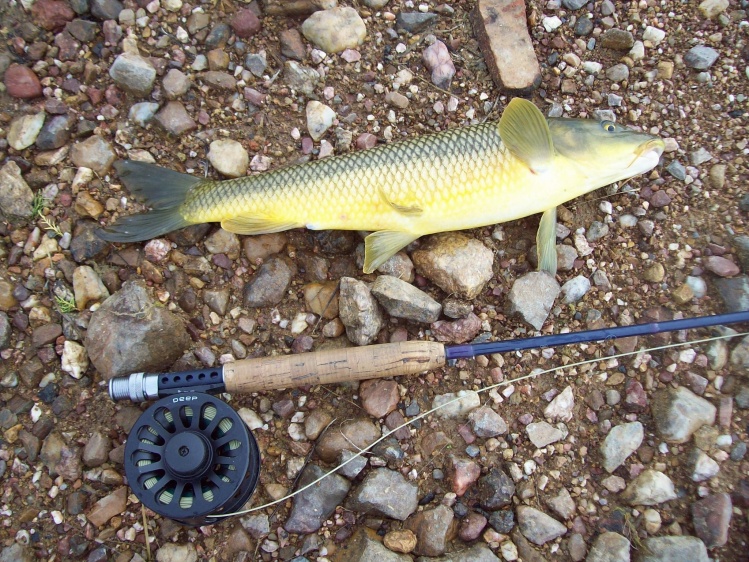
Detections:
214,330,747,519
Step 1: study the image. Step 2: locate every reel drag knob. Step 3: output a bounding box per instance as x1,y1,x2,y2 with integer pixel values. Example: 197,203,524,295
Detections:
124,392,260,526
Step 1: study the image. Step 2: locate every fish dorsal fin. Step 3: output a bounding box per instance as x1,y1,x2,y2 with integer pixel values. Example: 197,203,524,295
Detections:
499,98,554,174
221,215,301,235
364,230,419,274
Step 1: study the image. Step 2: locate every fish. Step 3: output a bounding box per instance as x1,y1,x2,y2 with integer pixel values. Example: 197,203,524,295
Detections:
97,98,665,275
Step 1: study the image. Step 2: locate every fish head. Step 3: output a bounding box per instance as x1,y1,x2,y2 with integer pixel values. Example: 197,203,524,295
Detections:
548,118,665,187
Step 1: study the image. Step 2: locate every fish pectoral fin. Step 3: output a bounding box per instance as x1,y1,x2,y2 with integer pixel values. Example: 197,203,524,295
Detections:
221,215,302,235
499,98,554,174
536,207,558,277
364,230,419,274
378,187,424,216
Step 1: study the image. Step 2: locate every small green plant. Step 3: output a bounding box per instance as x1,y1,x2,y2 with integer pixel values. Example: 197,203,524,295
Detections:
54,294,77,314
39,214,63,237
32,192,63,237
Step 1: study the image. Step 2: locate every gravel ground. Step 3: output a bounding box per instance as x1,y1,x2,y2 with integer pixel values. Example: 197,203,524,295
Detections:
0,0,748,561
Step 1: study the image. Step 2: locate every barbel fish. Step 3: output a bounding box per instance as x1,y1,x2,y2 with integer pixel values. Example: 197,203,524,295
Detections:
98,98,665,275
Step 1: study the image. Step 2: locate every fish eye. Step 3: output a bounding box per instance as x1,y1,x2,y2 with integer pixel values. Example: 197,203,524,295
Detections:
601,121,616,132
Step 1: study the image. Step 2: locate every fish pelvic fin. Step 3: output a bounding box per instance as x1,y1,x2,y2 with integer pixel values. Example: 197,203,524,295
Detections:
536,207,558,277
378,187,424,216
364,230,420,274
97,160,200,242
499,98,554,174
221,215,303,235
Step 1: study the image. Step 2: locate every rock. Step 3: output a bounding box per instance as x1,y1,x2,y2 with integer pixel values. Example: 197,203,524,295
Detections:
568,532,587,561
36,114,72,149
432,390,480,419
516,506,566,545
371,275,441,323
359,379,399,418
8,113,45,150
601,422,644,473
547,487,575,520
91,0,123,20
82,431,110,467
459,512,488,541
208,139,249,178
284,464,351,534
61,341,89,379
506,272,560,330
128,102,160,127
200,70,237,90
303,282,338,319
346,468,418,520
243,233,287,263
422,40,455,89
643,25,666,45
244,257,294,307
600,28,634,50
87,486,127,527
383,529,417,554
469,407,507,437
691,493,731,548
155,543,198,562
70,135,116,175
66,18,98,42
240,513,270,539
316,419,380,463
684,46,719,70
404,505,457,556
621,470,677,506
606,63,630,83
689,449,719,481
230,7,261,38
340,528,413,562
471,0,541,91
301,7,366,54
204,228,240,258
0,544,33,562
73,265,110,310
714,275,749,312
162,68,191,100
652,386,716,443
109,52,156,97
85,281,190,380
544,386,574,422
4,64,42,99
413,233,494,299
430,313,482,343
699,0,729,18
527,421,564,448
396,12,438,34
155,101,197,136
0,161,34,218
31,0,75,30
636,536,708,562
306,100,336,141
586,532,630,562
284,61,320,96
0,313,10,350
338,277,384,345
477,468,515,510
704,255,739,277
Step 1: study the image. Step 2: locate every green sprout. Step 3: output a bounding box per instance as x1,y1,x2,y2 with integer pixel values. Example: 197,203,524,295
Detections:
32,192,63,237
39,214,63,237
54,294,77,314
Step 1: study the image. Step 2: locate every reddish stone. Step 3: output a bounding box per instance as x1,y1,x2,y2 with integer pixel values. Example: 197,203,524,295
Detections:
4,64,43,99
54,30,80,61
356,133,377,150
624,379,648,413
692,493,732,548
704,255,740,277
450,457,480,496
359,379,399,418
230,8,261,38
459,512,487,541
31,0,75,31
430,313,482,344
384,410,410,440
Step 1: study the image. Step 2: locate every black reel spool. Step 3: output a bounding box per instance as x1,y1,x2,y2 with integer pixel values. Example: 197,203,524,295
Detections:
124,392,260,526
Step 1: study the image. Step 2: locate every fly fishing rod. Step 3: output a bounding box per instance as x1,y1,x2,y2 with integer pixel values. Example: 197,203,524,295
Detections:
111,309,749,526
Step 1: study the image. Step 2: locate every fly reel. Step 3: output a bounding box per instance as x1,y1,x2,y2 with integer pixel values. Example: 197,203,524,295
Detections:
124,392,260,526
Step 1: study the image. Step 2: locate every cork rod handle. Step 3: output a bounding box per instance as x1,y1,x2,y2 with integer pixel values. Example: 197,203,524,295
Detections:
223,340,446,393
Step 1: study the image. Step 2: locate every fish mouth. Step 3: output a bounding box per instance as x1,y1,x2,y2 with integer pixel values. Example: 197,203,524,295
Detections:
628,138,665,171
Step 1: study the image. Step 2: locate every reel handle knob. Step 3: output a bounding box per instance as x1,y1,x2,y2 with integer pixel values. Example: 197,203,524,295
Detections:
223,340,446,393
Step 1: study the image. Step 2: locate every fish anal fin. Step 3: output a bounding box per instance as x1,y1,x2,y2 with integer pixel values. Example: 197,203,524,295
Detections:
364,230,419,274
536,207,558,277
378,187,423,216
221,215,301,235
499,98,554,174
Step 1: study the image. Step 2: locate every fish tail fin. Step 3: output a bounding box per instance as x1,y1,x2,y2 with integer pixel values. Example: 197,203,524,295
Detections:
96,160,202,243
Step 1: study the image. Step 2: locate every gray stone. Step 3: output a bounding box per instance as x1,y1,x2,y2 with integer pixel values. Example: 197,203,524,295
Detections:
0,161,34,218
339,528,413,562
469,407,508,437
601,422,644,473
666,160,686,180
507,272,561,330
315,419,380,463
561,276,591,304
339,277,384,345
337,449,367,479
284,61,320,96
109,52,156,97
240,513,270,539
0,544,33,562
621,470,677,506
91,0,123,20
306,100,336,141
128,102,159,127
606,63,630,83
684,46,719,70
404,504,456,557
477,468,515,510
527,421,564,448
162,68,191,99
35,114,72,149
245,52,267,77
600,29,634,50
155,101,197,136
85,281,190,380
346,468,418,520
8,112,45,150
544,386,575,422
692,493,731,548
516,506,567,545
371,275,441,323
714,275,749,312
70,135,116,175
635,536,708,562
652,386,716,443
243,257,294,308
562,0,586,8
396,12,438,33
547,487,575,520
154,543,198,562
689,448,719,481
301,7,366,54
587,532,630,562
82,431,110,467
432,390,480,419
0,312,10,350
284,464,351,534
